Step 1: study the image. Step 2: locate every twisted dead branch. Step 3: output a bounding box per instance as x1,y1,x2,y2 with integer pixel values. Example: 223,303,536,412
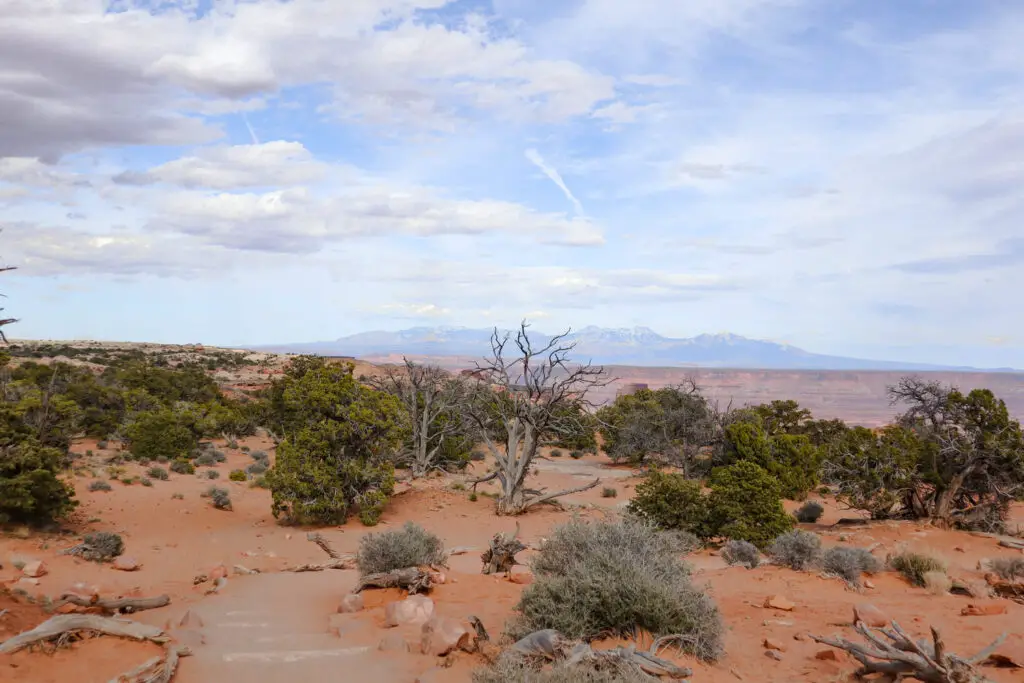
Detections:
284,532,356,572
481,522,527,575
353,566,432,595
53,593,171,615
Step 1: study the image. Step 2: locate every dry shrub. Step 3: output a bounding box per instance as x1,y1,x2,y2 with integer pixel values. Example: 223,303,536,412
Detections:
769,530,822,571
474,652,652,683
204,486,232,510
989,556,1024,581
923,570,952,595
510,517,724,661
821,546,881,585
356,521,445,576
888,550,946,587
721,540,760,568
81,532,124,562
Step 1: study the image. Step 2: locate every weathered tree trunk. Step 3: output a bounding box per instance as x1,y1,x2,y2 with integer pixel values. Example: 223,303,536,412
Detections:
353,567,433,595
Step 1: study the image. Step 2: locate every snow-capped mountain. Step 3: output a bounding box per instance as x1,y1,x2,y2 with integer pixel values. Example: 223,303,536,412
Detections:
254,326,994,371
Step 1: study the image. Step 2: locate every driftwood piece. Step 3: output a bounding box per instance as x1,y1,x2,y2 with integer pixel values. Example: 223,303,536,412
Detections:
509,629,692,681
998,539,1024,551
469,615,490,643
108,645,191,683
810,619,1005,683
54,593,171,615
987,580,1024,603
0,614,168,654
353,567,432,595
481,523,527,575
283,533,356,572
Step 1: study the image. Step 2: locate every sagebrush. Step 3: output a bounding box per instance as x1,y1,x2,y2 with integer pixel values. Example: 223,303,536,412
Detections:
721,540,760,568
510,517,723,661
989,556,1024,581
888,550,946,587
769,530,822,571
821,546,880,585
356,521,446,576
474,652,656,683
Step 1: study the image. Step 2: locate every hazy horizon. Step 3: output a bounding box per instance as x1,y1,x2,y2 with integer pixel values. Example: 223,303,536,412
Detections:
3,1,1022,368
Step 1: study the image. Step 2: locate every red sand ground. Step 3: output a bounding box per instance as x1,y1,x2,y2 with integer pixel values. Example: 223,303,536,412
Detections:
2,436,1023,682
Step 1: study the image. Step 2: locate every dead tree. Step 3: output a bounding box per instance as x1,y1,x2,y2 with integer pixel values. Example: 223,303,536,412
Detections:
370,359,474,478
481,523,526,575
0,262,17,343
810,620,1005,682
462,322,611,515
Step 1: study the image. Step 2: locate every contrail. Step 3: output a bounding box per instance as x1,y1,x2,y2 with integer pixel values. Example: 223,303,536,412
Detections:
242,112,260,145
525,148,584,216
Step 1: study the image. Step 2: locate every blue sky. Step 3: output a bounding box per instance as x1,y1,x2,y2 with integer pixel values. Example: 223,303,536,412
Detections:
2,0,1023,367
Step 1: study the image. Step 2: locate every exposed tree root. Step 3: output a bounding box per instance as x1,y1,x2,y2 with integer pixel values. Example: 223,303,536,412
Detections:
53,594,171,615
810,619,1005,682
502,629,693,681
481,523,526,575
517,478,600,513
0,614,168,654
110,646,191,683
306,532,340,559
353,566,432,595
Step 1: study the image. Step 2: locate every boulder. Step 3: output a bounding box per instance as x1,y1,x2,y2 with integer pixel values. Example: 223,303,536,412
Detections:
383,595,434,628
763,595,794,611
338,593,365,614
113,556,141,572
420,616,471,656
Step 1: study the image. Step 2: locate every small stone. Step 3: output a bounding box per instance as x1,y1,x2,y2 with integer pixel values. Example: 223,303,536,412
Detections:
420,616,472,656
338,593,364,614
961,603,1008,616
763,638,785,652
17,577,39,587
764,595,794,611
815,649,839,661
232,565,258,575
384,595,434,628
765,649,783,661
954,546,965,553
863,579,876,589
378,632,410,652
22,561,47,578
113,556,141,572
853,603,889,628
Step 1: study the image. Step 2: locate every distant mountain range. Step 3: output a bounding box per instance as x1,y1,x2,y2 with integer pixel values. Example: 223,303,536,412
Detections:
254,326,1016,372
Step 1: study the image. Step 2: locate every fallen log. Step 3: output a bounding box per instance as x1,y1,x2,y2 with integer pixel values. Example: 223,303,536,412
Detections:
0,614,168,654
810,619,1005,683
283,532,356,572
54,593,171,615
353,567,432,595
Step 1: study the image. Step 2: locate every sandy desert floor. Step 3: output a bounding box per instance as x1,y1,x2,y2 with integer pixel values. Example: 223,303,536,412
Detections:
2,434,1024,683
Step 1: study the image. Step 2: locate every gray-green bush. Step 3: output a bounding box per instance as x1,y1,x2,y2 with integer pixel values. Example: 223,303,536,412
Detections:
510,517,723,661
888,550,946,587
88,479,112,492
205,486,232,510
721,540,760,568
989,556,1024,581
822,546,881,585
356,521,446,576
769,530,822,571
147,466,169,481
474,653,655,683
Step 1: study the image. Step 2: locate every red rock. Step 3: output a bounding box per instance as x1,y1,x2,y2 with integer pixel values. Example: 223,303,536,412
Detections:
986,634,1024,668
420,616,471,656
764,595,794,611
427,570,447,585
762,638,785,652
378,632,410,652
338,593,364,614
22,561,47,578
509,566,534,585
383,595,434,628
815,649,839,661
113,556,141,572
853,603,889,628
208,564,228,581
961,603,1008,616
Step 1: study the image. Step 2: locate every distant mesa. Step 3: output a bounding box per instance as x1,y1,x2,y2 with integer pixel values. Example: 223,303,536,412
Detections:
254,325,1012,372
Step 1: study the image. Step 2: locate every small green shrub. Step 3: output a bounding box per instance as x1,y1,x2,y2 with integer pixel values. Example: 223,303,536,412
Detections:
356,522,445,575
705,461,794,549
171,492,185,500
250,450,269,462
601,487,618,498
156,455,169,464
469,492,478,502
147,466,169,481
794,500,825,523
570,450,583,459
241,445,251,453
989,557,1024,581
721,540,760,568
140,477,153,487
206,486,232,510
250,475,269,489
470,450,486,462
627,469,708,536
512,517,723,661
88,480,112,492
203,469,220,480
822,546,881,585
97,440,109,450
169,459,195,475
225,439,239,449
888,550,946,587
120,476,138,486
550,449,563,458
769,530,822,571
86,449,94,457
246,460,268,476
194,453,216,467
229,469,247,482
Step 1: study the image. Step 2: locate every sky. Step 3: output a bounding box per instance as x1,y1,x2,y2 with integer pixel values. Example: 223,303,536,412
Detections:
2,0,1023,368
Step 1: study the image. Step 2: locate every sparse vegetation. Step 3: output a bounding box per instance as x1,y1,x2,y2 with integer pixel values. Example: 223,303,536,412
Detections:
550,448,563,458
246,460,267,476
627,469,708,536
205,486,232,510
570,449,583,459
88,480,113,492
705,461,794,548
510,517,723,661
601,487,617,498
795,500,825,523
356,521,446,575
229,469,247,482
822,546,881,585
202,469,220,479
169,459,194,475
194,452,216,467
721,540,760,568
888,550,946,587
146,466,169,481
989,556,1024,581
769,530,822,571
71,531,125,562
